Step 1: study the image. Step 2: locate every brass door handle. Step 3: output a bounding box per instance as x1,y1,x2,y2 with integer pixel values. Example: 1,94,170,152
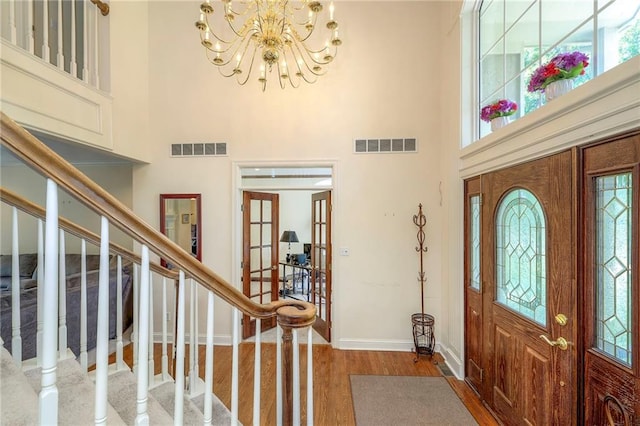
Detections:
540,335,570,350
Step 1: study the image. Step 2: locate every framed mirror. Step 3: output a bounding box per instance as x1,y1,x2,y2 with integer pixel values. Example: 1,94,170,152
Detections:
160,193,202,264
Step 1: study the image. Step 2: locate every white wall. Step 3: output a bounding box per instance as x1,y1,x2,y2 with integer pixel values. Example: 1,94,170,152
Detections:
0,163,134,254
132,1,449,349
278,190,313,261
439,1,465,377
108,1,152,162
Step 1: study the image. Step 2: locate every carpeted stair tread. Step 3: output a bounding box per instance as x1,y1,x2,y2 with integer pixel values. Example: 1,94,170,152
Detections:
107,370,174,425
1,347,39,425
24,357,126,425
149,381,205,426
191,392,235,425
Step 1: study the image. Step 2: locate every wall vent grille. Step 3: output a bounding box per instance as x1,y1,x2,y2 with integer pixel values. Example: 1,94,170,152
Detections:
171,143,227,157
353,138,417,153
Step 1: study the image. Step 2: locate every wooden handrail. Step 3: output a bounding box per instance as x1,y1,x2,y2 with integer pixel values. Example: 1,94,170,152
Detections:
0,112,316,328
90,0,110,16
0,187,178,280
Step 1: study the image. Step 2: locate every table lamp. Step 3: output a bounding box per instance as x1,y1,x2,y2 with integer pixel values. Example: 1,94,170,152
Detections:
280,230,299,263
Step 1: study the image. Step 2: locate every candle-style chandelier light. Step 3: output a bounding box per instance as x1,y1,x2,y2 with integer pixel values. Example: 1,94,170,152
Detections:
195,0,342,91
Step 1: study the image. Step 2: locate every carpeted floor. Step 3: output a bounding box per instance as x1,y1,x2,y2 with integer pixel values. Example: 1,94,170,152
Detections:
350,375,478,425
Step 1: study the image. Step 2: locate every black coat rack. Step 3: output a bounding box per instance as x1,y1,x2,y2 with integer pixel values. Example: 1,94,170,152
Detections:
414,203,428,317
411,203,435,362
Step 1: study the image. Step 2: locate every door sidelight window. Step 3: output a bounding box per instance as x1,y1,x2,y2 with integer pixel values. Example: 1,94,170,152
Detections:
595,173,632,366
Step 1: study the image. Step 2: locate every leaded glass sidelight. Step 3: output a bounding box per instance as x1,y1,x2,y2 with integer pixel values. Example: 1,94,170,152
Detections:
496,189,547,326
595,173,632,366
470,195,481,291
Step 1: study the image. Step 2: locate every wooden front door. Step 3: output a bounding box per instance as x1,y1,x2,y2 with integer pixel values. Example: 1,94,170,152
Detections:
311,190,332,342
480,151,576,425
582,132,640,425
242,191,279,339
464,177,483,394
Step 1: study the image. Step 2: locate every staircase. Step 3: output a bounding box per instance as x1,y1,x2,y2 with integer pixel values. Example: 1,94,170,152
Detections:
0,112,317,425
1,342,233,425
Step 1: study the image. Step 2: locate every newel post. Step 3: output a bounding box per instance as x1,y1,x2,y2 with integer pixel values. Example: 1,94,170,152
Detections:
280,325,294,426
277,302,316,426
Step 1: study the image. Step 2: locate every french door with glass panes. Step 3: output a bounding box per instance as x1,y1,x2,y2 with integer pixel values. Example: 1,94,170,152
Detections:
242,191,279,339
311,190,332,342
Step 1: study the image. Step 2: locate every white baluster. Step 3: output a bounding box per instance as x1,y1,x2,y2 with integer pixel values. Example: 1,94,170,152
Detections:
26,0,34,54
187,278,205,395
82,0,89,82
116,255,125,370
293,329,300,425
40,178,59,424
36,219,44,367
135,245,150,426
307,327,314,426
193,282,200,388
11,207,22,365
92,2,99,88
147,272,154,388
276,324,282,426
203,291,215,426
174,271,186,426
79,239,88,370
42,0,50,62
252,319,261,426
69,0,77,77
8,0,17,44
161,277,170,381
94,217,110,425
56,0,63,69
132,263,139,374
58,229,67,359
231,308,240,424
189,279,196,394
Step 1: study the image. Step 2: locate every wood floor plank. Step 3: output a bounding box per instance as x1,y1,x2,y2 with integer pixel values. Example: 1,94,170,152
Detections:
119,343,498,425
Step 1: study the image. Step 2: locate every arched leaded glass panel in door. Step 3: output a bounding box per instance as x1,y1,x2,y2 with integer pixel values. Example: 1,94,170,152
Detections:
496,188,547,326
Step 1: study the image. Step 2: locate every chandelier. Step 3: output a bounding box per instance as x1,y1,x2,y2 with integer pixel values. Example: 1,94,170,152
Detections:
195,0,342,91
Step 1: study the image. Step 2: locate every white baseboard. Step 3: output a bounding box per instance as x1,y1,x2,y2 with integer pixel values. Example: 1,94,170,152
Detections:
337,338,450,356
337,338,414,352
437,342,464,380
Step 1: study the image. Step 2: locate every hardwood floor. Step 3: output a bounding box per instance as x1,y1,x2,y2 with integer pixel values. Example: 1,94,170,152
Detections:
124,343,499,425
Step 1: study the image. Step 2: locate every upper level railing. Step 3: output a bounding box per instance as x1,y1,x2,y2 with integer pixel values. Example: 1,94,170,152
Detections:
1,0,108,89
1,111,317,425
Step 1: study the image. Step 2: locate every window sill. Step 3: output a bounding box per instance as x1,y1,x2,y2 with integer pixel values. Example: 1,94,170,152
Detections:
459,56,640,178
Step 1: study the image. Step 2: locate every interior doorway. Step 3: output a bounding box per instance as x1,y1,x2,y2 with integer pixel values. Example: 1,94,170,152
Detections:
237,165,334,342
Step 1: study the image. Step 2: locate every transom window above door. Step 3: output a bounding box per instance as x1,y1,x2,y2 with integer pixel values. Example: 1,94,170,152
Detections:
495,188,547,326
478,0,640,138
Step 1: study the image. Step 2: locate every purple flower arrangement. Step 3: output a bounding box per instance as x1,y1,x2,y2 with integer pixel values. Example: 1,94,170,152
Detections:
527,51,589,93
480,99,518,122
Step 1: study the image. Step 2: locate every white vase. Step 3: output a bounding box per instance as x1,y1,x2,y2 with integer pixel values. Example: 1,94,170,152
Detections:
545,79,573,102
490,116,510,132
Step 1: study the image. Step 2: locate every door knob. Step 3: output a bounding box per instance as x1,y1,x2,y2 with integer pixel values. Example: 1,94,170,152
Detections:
540,335,570,350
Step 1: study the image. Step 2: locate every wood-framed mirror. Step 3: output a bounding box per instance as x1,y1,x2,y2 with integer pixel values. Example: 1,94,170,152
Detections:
160,193,202,265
